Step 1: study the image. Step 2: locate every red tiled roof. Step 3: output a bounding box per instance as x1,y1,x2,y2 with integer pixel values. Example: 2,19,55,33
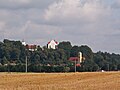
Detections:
69,57,79,61
26,45,37,49
55,41,58,44
54,40,58,44
48,41,50,44
47,40,58,44
76,64,81,67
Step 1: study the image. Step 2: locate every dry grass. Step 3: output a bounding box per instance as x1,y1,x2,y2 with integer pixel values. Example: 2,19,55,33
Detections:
0,72,119,90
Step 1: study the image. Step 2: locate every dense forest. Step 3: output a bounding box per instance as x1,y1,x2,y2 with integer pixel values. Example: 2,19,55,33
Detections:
0,39,120,72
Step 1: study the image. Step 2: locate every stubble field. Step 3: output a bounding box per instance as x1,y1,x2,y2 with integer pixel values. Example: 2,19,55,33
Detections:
0,72,119,90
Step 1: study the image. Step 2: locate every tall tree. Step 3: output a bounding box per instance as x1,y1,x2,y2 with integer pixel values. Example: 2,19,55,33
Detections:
58,41,72,58
70,45,79,57
1,56,8,65
79,45,93,60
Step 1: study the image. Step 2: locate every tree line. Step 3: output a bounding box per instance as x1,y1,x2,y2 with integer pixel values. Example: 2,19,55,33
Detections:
0,39,120,72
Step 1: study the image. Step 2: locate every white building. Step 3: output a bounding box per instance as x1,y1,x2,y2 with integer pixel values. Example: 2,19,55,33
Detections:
22,40,26,46
26,44,37,51
78,52,82,63
21,40,37,51
47,40,58,49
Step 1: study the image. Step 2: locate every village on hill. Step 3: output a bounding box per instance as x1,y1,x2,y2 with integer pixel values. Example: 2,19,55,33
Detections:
0,39,120,72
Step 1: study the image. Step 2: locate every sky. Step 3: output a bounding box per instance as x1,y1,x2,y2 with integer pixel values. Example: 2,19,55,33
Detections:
0,0,120,54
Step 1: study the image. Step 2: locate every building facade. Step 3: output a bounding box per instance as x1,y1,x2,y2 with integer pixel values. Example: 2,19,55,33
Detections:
22,40,37,51
47,40,58,49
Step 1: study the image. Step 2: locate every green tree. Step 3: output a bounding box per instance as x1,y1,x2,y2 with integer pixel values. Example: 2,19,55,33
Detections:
82,60,99,72
58,41,72,59
70,45,79,57
10,48,20,61
79,45,93,60
1,56,8,65
34,54,40,64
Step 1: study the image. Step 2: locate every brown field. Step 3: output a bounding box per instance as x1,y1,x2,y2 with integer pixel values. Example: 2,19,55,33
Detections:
0,72,119,90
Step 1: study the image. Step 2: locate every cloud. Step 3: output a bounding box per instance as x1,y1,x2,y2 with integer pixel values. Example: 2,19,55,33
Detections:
24,22,62,45
43,0,120,53
44,0,114,36
0,0,55,9
44,0,111,24
0,21,6,30
111,0,120,8
2,20,62,45
0,21,6,40
9,0,31,3
0,0,120,53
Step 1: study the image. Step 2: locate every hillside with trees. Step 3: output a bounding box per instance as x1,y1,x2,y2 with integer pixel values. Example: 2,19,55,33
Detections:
0,39,120,72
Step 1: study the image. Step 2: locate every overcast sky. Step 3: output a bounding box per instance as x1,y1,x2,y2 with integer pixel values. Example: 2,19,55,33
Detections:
0,0,120,53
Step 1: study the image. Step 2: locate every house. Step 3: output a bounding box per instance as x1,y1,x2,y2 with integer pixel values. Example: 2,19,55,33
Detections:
69,52,85,66
26,44,37,51
21,40,37,51
47,40,58,49
69,57,81,67
69,57,79,61
22,40,26,46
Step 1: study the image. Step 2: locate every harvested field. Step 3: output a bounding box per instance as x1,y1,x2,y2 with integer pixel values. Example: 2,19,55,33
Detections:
0,72,119,90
